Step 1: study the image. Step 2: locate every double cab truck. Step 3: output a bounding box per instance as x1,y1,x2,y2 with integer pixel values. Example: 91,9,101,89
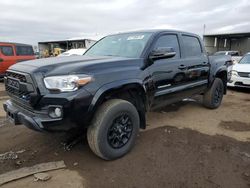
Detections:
3,30,230,160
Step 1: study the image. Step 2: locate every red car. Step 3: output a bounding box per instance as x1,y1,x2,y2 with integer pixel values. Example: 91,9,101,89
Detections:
0,42,35,78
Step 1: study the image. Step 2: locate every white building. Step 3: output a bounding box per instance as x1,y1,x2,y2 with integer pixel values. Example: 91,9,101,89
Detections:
38,37,98,57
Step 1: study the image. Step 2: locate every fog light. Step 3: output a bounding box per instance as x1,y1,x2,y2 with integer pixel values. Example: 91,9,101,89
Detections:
55,108,62,117
48,106,63,118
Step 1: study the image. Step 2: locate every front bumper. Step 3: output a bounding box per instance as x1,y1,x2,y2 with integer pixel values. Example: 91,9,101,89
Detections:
3,86,94,132
227,75,250,88
3,100,69,132
3,69,95,132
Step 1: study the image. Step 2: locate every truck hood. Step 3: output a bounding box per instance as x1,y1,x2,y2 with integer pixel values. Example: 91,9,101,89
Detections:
232,64,250,73
8,55,142,76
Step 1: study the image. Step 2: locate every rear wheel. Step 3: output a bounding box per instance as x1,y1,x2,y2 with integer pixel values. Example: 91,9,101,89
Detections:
87,99,140,160
203,78,224,109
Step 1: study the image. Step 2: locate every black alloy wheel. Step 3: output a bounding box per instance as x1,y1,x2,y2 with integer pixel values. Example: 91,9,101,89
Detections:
107,114,133,149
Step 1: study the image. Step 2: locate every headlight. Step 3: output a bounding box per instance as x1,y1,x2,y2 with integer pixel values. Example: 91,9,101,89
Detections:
230,70,238,77
44,75,92,92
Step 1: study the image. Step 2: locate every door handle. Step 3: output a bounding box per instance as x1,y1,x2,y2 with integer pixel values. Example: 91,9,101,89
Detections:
178,64,187,70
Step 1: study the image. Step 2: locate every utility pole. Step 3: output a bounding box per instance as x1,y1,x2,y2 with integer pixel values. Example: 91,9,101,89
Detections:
203,24,206,40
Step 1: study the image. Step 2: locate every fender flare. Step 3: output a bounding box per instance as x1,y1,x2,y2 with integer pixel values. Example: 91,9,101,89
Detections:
214,67,227,77
88,79,147,113
209,66,228,94
210,66,228,84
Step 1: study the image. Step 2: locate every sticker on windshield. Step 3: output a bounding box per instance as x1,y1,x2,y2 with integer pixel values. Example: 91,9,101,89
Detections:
127,35,145,40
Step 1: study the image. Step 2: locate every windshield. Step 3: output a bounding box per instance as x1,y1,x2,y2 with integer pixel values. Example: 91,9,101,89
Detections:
85,32,153,58
239,54,250,64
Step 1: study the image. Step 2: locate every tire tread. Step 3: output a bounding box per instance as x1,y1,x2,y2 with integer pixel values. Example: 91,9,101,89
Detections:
87,99,138,160
203,78,224,109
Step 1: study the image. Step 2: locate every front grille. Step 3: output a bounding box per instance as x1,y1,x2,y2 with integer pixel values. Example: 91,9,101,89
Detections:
6,71,27,82
238,72,250,78
5,85,31,101
5,71,35,104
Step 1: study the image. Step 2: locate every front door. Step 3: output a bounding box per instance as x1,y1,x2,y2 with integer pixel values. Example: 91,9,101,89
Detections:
147,34,187,109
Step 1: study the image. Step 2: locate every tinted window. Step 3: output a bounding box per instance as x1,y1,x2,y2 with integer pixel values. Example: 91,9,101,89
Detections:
0,46,14,56
182,35,202,57
153,35,180,59
16,45,34,56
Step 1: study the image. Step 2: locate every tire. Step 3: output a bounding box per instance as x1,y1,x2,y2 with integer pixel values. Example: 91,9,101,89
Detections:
203,78,224,109
87,99,140,160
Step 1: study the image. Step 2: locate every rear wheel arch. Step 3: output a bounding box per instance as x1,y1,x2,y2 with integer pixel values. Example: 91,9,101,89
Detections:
215,70,227,94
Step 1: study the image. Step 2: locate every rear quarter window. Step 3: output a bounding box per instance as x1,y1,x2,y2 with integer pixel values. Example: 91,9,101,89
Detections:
182,35,202,57
0,46,14,56
16,45,34,56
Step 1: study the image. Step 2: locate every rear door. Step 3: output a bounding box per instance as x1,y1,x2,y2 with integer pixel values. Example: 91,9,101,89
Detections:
178,34,210,93
0,45,16,74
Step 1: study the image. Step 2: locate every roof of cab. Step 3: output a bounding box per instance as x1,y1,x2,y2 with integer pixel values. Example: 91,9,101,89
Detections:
110,29,200,37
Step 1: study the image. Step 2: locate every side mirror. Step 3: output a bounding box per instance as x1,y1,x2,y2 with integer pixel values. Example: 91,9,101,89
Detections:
149,47,176,60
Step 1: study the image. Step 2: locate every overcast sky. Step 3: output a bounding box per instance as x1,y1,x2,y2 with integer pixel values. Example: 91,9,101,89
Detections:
1,0,250,45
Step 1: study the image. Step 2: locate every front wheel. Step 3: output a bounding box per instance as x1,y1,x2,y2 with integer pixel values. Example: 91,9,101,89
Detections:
203,78,224,109
87,99,140,160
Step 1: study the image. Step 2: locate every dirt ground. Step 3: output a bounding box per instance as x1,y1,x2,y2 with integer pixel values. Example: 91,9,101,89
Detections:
0,83,249,188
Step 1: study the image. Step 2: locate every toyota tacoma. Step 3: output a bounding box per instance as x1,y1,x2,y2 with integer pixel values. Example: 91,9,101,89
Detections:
3,30,230,160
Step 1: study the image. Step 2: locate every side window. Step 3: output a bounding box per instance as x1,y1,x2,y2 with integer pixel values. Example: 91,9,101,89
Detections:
16,46,34,56
182,35,202,57
0,46,14,56
153,35,180,59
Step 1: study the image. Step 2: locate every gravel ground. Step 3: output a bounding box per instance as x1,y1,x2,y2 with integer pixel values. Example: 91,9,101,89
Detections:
0,84,249,188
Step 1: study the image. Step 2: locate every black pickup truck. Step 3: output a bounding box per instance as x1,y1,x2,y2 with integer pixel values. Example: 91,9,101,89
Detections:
3,30,230,160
